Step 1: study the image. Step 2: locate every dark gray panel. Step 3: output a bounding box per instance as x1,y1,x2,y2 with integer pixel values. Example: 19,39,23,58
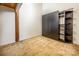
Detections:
42,11,59,40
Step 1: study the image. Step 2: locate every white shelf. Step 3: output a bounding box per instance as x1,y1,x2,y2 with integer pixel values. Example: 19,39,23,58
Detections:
60,35,65,40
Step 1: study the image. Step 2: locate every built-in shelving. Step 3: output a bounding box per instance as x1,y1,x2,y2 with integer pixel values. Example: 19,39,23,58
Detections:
59,9,73,43
42,9,73,43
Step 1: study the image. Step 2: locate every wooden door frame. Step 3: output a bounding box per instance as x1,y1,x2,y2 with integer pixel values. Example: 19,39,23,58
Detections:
15,9,19,42
0,3,22,42
15,3,22,42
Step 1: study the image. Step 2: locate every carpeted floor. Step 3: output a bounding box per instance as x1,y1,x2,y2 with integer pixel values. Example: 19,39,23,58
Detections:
0,36,79,56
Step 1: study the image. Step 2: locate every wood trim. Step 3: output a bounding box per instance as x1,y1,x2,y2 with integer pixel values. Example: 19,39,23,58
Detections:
16,3,22,10
0,3,17,9
0,5,15,11
15,9,19,42
15,3,22,42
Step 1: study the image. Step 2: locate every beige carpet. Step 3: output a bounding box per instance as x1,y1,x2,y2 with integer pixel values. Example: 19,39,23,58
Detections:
0,36,79,56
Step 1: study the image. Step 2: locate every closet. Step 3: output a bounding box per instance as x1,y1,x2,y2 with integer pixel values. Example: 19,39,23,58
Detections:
42,9,73,43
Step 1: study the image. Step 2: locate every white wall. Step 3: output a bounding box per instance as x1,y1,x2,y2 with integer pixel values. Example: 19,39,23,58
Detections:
19,3,42,40
0,6,15,46
43,3,79,45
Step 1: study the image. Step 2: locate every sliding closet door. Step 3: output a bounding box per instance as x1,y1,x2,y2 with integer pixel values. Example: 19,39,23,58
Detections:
48,11,59,40
42,11,59,40
42,14,49,36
